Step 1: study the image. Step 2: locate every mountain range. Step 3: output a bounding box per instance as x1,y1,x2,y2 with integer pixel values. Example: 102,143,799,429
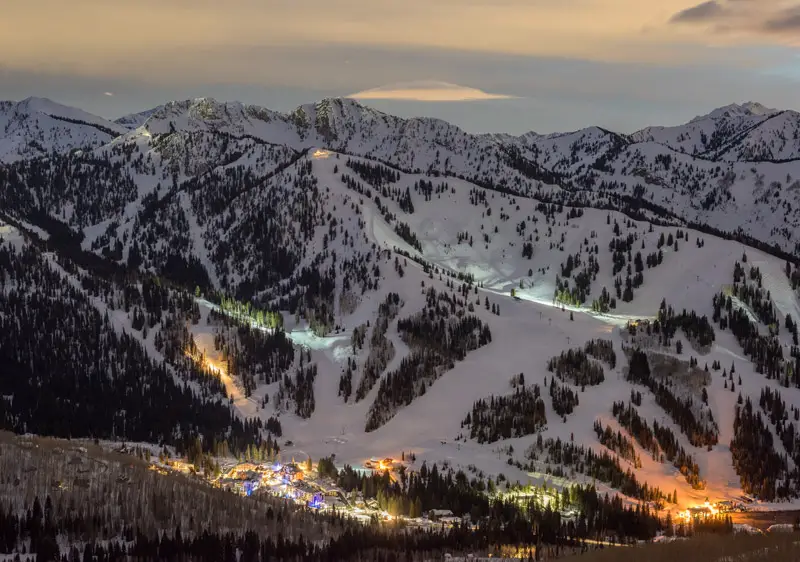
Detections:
3,93,800,515
3,95,800,256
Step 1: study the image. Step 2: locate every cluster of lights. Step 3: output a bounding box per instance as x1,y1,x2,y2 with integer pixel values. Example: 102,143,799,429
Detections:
677,500,719,521
204,359,223,375
365,458,395,472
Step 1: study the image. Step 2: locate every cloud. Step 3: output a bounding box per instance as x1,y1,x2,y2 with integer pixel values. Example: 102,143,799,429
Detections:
670,1,726,23
668,0,800,43
348,81,518,102
762,7,800,33
0,0,779,79
3,44,800,136
1,0,799,114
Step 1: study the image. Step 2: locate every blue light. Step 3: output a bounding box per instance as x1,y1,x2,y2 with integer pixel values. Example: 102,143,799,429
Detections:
307,492,325,509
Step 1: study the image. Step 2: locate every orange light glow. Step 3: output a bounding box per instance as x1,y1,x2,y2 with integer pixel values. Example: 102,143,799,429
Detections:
184,348,226,377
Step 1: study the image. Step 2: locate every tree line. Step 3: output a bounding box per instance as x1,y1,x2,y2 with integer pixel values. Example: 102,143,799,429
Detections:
611,401,704,490
0,241,264,458
547,347,606,387
626,349,718,448
525,435,674,506
731,397,796,501
462,377,547,443
353,293,404,401
366,287,492,431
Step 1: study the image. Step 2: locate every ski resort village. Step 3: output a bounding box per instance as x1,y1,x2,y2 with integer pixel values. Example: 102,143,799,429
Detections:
152,450,476,529
6,95,800,559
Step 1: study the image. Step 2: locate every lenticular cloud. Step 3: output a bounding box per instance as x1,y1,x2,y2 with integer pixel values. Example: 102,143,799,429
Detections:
348,80,517,102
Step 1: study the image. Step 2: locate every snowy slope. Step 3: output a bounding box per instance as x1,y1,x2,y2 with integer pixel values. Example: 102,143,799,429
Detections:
516,126,629,176
6,94,800,251
710,110,800,162
123,97,547,195
631,102,779,157
0,96,125,162
631,104,800,162
114,105,164,129
148,148,800,511
6,95,800,510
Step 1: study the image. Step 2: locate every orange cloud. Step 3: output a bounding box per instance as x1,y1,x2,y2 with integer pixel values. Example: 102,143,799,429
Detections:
348,81,517,102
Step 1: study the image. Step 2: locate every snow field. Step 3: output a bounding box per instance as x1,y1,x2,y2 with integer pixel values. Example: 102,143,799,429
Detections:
180,150,800,510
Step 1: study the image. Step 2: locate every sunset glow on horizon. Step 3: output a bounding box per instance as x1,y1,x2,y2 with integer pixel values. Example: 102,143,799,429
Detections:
2,0,799,134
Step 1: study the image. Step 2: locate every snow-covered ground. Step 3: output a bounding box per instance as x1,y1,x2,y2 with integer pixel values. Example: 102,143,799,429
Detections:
0,96,125,163
170,148,800,512
0,222,25,248
5,94,800,514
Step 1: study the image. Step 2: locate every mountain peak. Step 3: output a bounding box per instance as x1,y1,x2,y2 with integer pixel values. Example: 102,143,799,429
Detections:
16,96,76,117
741,101,773,115
9,96,126,135
138,98,261,134
690,102,776,123
310,97,374,116
0,96,125,162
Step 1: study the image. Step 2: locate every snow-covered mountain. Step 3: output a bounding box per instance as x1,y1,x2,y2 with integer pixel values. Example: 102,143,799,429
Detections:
4,95,800,513
631,102,800,162
118,97,546,190
515,126,629,175
0,96,126,162
114,105,164,129
692,102,776,122
10,94,800,253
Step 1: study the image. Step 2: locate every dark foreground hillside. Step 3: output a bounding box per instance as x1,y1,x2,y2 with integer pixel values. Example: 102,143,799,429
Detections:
0,431,563,562
560,533,800,562
0,431,735,562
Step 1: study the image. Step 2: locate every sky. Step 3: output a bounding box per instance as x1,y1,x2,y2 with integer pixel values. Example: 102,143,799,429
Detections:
2,0,799,134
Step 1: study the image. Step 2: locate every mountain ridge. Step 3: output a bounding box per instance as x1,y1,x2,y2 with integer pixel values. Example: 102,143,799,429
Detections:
8,94,797,161
6,92,800,518
0,96,127,162
4,93,800,259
